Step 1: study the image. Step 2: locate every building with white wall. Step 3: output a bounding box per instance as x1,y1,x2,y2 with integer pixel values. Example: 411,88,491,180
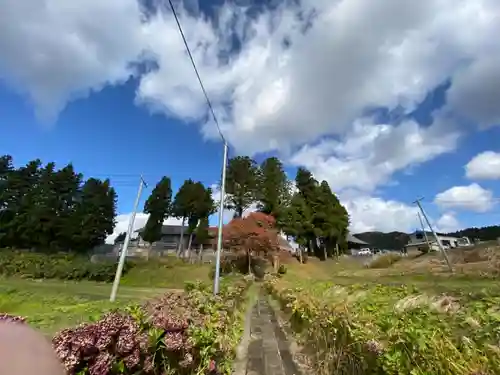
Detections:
405,231,471,252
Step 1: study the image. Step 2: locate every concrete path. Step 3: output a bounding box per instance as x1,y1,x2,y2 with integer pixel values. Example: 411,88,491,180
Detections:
242,296,301,375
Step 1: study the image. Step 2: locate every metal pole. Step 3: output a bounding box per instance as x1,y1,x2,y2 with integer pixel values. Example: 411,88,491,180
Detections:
414,199,453,272
110,176,145,302
417,212,431,251
213,141,228,295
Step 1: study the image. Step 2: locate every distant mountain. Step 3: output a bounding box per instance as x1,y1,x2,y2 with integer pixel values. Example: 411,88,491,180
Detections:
354,225,500,250
354,231,410,250
444,225,500,242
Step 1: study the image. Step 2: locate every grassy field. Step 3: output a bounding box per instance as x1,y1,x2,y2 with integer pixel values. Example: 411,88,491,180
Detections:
271,244,500,375
285,243,500,295
0,259,213,334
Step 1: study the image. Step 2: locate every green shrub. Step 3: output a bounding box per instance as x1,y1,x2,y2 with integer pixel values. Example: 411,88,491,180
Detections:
278,264,287,274
0,250,127,282
366,252,402,268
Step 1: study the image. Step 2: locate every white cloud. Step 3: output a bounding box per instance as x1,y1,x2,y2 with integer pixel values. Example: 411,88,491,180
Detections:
434,183,495,213
0,0,146,120
289,117,459,192
1,0,499,150
435,212,461,233
2,0,500,234
465,151,500,180
106,213,183,244
342,193,419,233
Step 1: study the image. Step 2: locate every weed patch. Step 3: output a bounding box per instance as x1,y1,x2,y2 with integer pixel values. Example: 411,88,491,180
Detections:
266,277,500,375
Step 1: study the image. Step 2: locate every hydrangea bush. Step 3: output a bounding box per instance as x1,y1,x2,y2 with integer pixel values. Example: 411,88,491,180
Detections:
3,278,251,375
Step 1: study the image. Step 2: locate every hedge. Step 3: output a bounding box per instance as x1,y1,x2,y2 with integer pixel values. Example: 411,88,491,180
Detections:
1,277,253,375
0,250,127,282
266,278,500,375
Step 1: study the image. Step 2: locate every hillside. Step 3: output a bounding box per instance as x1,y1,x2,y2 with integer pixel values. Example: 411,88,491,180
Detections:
354,231,410,250
355,225,500,250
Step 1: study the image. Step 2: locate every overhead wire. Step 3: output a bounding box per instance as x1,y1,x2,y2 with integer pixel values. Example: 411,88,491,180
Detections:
167,0,226,144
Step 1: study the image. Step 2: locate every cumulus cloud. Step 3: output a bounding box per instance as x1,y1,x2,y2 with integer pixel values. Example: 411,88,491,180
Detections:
1,0,499,147
434,183,495,213
3,0,500,233
289,117,459,192
0,0,146,120
106,213,183,244
435,212,461,233
465,151,500,180
340,192,419,234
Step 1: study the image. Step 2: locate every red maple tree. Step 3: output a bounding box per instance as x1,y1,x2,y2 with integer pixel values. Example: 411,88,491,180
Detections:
222,212,280,273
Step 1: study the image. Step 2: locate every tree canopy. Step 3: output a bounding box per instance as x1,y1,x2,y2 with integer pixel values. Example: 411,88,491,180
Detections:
225,156,258,218
0,155,117,252
281,168,350,260
256,157,290,220
142,176,172,244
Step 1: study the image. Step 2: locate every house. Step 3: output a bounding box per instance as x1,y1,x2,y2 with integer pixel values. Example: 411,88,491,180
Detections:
131,224,216,254
347,233,370,253
405,231,471,252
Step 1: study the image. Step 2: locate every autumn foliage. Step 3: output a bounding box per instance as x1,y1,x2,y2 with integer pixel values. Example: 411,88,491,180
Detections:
222,212,280,258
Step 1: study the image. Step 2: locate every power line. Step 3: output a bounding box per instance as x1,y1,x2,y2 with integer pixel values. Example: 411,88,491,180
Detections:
167,0,226,143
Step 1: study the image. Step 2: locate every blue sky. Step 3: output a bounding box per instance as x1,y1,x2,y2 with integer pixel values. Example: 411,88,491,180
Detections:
1,0,499,241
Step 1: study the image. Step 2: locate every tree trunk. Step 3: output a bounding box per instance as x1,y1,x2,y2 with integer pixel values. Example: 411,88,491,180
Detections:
247,251,252,274
273,254,279,272
198,244,204,264
177,217,185,257
335,243,339,260
298,246,303,264
186,232,194,261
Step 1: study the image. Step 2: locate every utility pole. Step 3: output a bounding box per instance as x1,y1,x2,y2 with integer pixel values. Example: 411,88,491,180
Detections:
414,198,453,272
110,176,147,302
417,212,432,251
213,141,228,295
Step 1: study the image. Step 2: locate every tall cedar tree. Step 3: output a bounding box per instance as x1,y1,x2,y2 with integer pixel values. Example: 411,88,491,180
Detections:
0,155,116,252
171,179,197,254
295,167,320,255
142,176,172,244
282,193,313,248
257,157,290,221
186,183,215,257
0,155,14,245
225,156,258,218
72,178,117,251
314,181,349,259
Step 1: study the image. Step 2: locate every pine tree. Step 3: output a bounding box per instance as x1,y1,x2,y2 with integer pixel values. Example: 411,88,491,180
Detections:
52,164,83,250
257,157,290,220
0,155,118,252
7,160,42,249
0,155,14,247
294,167,320,255
142,176,172,244
281,193,313,262
72,178,117,251
172,179,196,255
225,156,258,218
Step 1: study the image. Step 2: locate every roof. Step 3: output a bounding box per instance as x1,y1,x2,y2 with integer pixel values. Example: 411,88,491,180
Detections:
347,233,369,245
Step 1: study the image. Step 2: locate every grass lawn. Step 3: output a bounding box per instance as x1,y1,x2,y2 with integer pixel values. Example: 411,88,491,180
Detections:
0,260,213,335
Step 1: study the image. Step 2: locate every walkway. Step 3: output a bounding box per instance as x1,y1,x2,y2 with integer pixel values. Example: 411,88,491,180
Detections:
241,296,301,375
